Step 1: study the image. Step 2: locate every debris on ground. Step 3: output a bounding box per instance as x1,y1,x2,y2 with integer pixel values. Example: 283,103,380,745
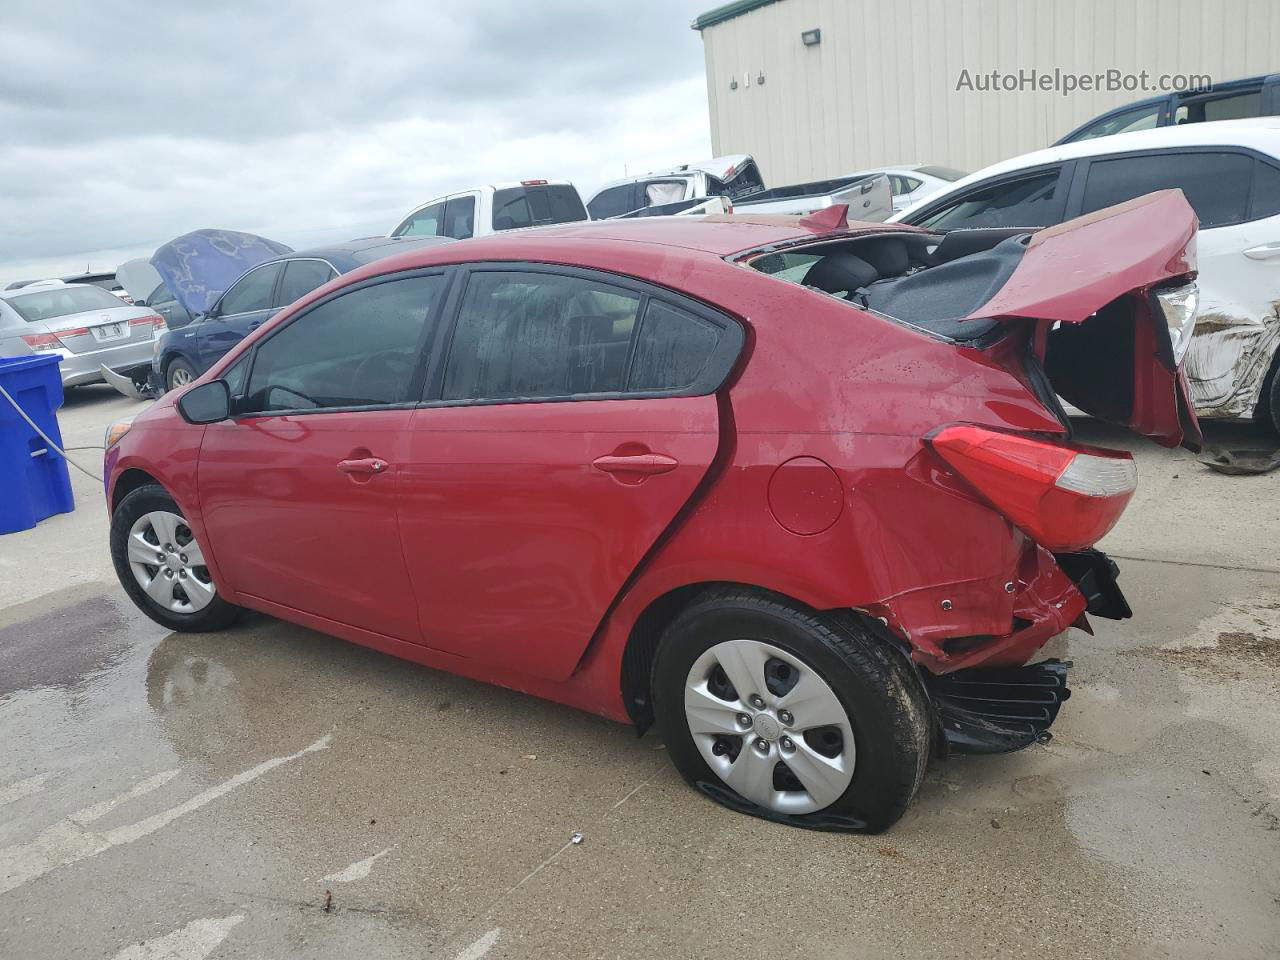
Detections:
1198,447,1280,475
570,832,584,845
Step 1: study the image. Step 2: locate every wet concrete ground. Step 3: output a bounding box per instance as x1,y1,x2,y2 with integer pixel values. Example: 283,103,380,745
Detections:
2,386,1278,959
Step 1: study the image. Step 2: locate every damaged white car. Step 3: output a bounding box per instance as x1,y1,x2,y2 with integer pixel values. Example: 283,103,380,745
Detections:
894,118,1280,428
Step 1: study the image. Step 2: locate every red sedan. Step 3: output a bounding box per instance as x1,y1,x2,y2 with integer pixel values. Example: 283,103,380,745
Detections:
104,191,1200,831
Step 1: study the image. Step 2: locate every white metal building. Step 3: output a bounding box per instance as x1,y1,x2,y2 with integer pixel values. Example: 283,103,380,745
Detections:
694,0,1280,184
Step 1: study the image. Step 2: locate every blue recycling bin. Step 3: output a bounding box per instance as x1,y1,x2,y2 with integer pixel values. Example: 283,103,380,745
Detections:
0,355,75,534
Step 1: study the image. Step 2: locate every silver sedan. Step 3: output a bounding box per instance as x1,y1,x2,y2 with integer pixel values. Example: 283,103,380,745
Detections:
0,282,165,388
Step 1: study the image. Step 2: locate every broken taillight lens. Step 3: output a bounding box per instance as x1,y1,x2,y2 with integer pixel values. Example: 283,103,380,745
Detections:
929,425,1137,551
1153,281,1198,365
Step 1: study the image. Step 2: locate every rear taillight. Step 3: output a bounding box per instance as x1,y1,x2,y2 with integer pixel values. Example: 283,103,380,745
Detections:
929,425,1137,551
20,332,62,352
130,313,167,331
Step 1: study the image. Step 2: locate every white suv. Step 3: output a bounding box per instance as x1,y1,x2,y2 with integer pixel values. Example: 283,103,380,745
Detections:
390,181,588,240
893,119,1280,429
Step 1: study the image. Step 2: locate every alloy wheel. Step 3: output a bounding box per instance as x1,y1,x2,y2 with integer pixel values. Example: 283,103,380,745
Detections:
684,638,855,815
169,366,193,389
125,510,216,613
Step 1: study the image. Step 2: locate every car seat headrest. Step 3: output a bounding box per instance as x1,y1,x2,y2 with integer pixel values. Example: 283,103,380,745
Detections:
858,238,911,277
802,253,878,295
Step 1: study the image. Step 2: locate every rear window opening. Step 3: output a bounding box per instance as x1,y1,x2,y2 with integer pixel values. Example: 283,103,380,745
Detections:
491,185,588,231
748,229,1031,341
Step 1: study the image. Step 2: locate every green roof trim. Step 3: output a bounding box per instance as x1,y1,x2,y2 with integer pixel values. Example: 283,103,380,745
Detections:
691,0,780,31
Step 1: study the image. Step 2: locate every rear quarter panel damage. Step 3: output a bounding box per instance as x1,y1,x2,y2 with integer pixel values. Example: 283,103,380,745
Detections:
1184,298,1280,418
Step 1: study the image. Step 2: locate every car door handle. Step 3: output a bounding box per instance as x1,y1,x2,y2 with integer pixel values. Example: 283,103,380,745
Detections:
1243,241,1280,260
337,457,389,476
592,453,679,476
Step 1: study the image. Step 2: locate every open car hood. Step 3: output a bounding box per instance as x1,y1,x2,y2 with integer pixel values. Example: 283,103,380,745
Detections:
115,258,163,303
966,190,1202,451
150,229,292,318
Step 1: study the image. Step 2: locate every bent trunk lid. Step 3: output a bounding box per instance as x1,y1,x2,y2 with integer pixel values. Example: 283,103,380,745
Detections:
967,190,1202,451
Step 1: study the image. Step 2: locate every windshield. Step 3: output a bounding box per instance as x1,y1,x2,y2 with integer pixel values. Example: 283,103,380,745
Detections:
6,285,125,322
491,185,587,230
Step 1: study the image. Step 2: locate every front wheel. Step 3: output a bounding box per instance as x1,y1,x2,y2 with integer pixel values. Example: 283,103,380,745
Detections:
653,589,930,832
110,484,243,632
166,357,198,392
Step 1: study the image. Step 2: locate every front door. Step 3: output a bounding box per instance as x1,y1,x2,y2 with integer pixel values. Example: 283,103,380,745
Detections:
198,271,449,640
397,266,743,681
197,261,283,372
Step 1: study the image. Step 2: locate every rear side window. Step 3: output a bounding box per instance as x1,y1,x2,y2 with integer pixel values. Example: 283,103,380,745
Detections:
491,185,588,230
5,285,124,322
920,171,1062,229
587,184,638,219
443,271,641,400
629,301,720,391
1080,151,1252,227
242,275,443,413
442,196,476,239
277,259,336,307
441,270,743,403
393,202,444,237
218,263,281,315
889,175,923,195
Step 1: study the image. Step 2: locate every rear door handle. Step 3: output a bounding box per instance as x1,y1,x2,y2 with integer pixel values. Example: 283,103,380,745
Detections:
337,457,389,476
1243,241,1280,260
592,453,678,476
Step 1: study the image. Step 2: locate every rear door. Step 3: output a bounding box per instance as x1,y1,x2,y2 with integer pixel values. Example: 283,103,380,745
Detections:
398,265,743,680
196,262,283,371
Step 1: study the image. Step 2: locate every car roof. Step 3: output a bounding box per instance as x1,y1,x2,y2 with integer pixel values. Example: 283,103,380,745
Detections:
259,236,454,272
900,118,1280,213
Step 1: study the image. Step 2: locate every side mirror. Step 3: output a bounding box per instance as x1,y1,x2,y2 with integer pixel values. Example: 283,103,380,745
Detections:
177,379,230,424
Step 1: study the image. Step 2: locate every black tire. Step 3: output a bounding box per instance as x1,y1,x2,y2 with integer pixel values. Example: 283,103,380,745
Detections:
165,357,198,392
110,483,243,633
1262,351,1280,435
653,588,931,833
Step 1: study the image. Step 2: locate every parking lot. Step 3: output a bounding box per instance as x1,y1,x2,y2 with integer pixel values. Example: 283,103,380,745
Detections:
0,386,1274,959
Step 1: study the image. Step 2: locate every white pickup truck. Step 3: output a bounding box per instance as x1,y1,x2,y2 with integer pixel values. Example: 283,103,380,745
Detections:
390,180,589,240
585,155,893,222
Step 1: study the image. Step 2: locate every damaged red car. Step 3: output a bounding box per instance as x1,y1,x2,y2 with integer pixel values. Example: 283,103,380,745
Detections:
104,190,1200,831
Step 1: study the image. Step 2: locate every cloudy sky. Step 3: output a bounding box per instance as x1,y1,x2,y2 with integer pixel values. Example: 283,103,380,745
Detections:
0,0,715,284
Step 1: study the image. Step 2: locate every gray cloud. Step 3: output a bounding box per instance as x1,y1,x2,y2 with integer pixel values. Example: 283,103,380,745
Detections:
0,0,714,280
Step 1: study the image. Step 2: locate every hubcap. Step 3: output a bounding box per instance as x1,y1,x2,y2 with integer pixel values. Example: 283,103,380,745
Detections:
683,639,856,815
170,366,193,388
125,510,216,613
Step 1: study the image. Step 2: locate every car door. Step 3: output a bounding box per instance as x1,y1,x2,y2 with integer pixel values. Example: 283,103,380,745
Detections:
441,195,477,239
1070,148,1280,416
197,271,450,640
196,261,283,372
397,265,744,681
392,200,445,237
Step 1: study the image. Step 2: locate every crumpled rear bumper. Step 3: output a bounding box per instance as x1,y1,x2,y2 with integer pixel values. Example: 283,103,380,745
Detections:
902,547,1130,674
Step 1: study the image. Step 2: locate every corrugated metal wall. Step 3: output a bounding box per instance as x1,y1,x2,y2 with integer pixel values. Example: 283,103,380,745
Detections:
700,0,1280,183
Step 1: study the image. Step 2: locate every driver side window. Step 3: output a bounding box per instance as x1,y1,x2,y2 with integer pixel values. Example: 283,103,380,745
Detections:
241,274,445,414
217,263,282,316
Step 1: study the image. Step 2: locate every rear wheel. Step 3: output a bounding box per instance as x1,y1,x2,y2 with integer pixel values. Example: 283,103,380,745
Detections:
166,357,197,392
110,484,242,632
653,589,931,832
1263,351,1280,435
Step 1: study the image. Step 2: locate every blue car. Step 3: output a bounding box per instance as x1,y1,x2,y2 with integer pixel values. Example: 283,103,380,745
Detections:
152,236,451,392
